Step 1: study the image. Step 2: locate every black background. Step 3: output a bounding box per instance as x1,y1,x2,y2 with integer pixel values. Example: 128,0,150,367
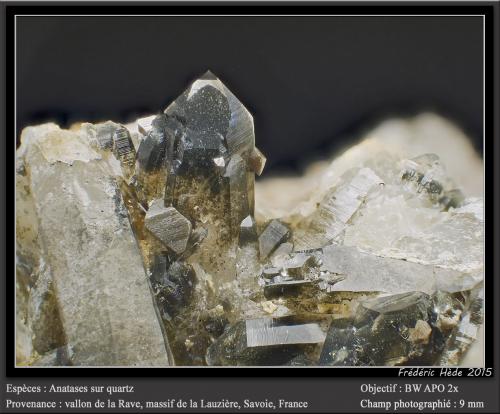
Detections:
16,15,483,173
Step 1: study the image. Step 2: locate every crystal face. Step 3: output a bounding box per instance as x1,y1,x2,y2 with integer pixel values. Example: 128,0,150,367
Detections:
16,73,484,366
145,202,192,255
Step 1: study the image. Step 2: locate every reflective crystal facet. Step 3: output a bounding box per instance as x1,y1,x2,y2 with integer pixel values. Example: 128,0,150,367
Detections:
145,201,192,255
259,219,291,259
206,316,326,366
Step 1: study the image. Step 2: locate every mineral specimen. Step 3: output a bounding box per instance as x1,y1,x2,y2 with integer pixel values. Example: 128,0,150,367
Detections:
16,73,484,367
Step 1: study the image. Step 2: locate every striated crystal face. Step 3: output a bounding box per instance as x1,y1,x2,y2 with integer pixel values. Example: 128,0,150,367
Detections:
206,316,327,366
15,74,484,367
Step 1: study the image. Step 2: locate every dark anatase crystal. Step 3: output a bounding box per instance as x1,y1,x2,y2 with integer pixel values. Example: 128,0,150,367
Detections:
144,200,192,255
112,126,136,177
400,153,461,204
152,259,195,320
319,319,373,366
259,219,291,259
177,129,225,173
206,316,326,366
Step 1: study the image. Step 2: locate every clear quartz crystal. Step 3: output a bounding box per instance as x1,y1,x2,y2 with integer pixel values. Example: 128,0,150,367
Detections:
16,126,171,366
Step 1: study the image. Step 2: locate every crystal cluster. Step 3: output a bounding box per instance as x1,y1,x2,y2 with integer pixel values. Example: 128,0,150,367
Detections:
16,72,484,366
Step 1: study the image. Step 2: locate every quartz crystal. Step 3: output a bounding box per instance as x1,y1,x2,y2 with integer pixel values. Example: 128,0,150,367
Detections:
16,126,171,366
16,73,484,366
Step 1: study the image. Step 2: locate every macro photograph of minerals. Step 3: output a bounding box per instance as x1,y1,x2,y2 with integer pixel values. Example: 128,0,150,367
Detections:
15,16,484,367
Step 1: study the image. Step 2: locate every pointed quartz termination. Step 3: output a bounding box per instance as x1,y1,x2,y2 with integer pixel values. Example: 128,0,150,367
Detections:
206,316,326,366
137,115,157,136
128,71,266,365
150,70,263,287
239,215,258,245
145,200,192,255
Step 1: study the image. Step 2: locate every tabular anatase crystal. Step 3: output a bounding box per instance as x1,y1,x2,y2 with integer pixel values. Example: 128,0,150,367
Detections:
249,147,267,176
144,200,192,255
206,316,327,366
258,219,291,259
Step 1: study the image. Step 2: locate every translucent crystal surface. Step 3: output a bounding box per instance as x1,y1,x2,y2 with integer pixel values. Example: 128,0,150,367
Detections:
16,126,171,366
16,75,483,367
